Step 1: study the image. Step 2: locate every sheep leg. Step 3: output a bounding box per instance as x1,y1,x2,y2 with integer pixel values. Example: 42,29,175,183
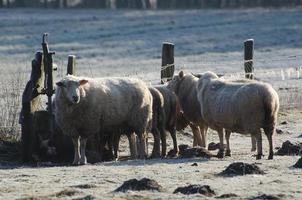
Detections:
160,130,167,158
79,137,88,165
71,136,80,165
225,130,231,157
128,133,138,160
137,133,147,159
169,127,179,156
255,132,263,160
264,130,274,160
151,128,161,158
190,124,202,147
199,124,208,148
113,133,121,160
251,135,257,152
217,128,224,158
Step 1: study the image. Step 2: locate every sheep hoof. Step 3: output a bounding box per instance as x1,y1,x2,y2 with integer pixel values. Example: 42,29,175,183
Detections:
225,150,231,157
79,157,87,165
72,161,80,166
217,150,224,158
256,154,262,160
268,153,273,160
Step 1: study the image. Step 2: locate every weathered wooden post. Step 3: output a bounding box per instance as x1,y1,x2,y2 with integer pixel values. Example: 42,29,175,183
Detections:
161,42,174,84
244,39,254,79
20,51,44,162
42,33,55,139
67,55,76,75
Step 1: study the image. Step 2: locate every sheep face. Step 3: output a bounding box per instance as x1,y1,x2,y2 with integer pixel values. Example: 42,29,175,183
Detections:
166,71,184,93
56,79,88,104
197,72,219,90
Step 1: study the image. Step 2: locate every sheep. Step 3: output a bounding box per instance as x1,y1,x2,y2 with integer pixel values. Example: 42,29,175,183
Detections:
196,71,279,159
148,87,165,158
166,71,208,148
155,86,179,157
54,75,152,165
110,86,179,159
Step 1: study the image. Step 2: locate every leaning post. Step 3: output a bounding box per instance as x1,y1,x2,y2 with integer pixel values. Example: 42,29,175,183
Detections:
20,51,44,162
244,39,254,79
161,42,174,84
67,55,76,75
42,33,55,138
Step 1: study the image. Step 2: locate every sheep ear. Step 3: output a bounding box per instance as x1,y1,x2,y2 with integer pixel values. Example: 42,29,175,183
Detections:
179,71,184,79
56,81,64,87
79,79,88,86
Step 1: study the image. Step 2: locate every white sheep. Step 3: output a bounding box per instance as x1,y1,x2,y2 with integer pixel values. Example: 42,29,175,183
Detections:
196,71,279,159
54,75,152,165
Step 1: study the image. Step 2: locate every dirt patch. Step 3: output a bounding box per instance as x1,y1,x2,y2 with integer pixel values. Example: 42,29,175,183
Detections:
216,193,238,198
71,184,97,189
54,188,81,197
218,162,264,177
173,185,215,196
293,157,302,168
208,142,220,151
73,195,96,200
275,140,302,156
276,128,290,134
115,178,163,192
248,194,283,200
178,144,215,159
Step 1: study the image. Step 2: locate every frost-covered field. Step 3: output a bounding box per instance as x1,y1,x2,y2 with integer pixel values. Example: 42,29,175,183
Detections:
0,8,302,200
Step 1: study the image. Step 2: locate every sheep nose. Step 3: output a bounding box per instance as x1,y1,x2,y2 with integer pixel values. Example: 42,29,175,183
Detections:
72,96,79,102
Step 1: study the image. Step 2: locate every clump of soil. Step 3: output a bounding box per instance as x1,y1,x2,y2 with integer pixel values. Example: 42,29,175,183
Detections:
275,140,302,156
55,188,81,197
115,178,163,192
248,194,283,200
178,144,215,159
208,142,220,151
218,162,264,176
73,195,96,200
71,184,97,189
173,184,215,196
293,157,302,168
216,193,238,198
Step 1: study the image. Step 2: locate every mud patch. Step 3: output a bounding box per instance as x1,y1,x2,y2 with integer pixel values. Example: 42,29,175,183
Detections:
73,195,96,200
293,157,302,168
276,128,290,134
275,140,302,156
178,144,215,159
173,184,215,196
248,194,284,200
71,184,97,189
216,193,238,198
208,142,220,151
115,178,163,192
218,162,264,176
55,188,81,197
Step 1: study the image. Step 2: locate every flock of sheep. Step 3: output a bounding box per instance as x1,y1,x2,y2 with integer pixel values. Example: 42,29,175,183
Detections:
54,70,279,165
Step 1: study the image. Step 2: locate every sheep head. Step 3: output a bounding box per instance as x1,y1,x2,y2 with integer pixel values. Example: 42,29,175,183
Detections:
56,76,88,105
166,71,185,94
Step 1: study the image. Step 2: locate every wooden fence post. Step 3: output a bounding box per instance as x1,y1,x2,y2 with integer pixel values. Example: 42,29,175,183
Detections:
244,39,254,79
161,42,174,84
67,55,76,75
20,51,44,162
